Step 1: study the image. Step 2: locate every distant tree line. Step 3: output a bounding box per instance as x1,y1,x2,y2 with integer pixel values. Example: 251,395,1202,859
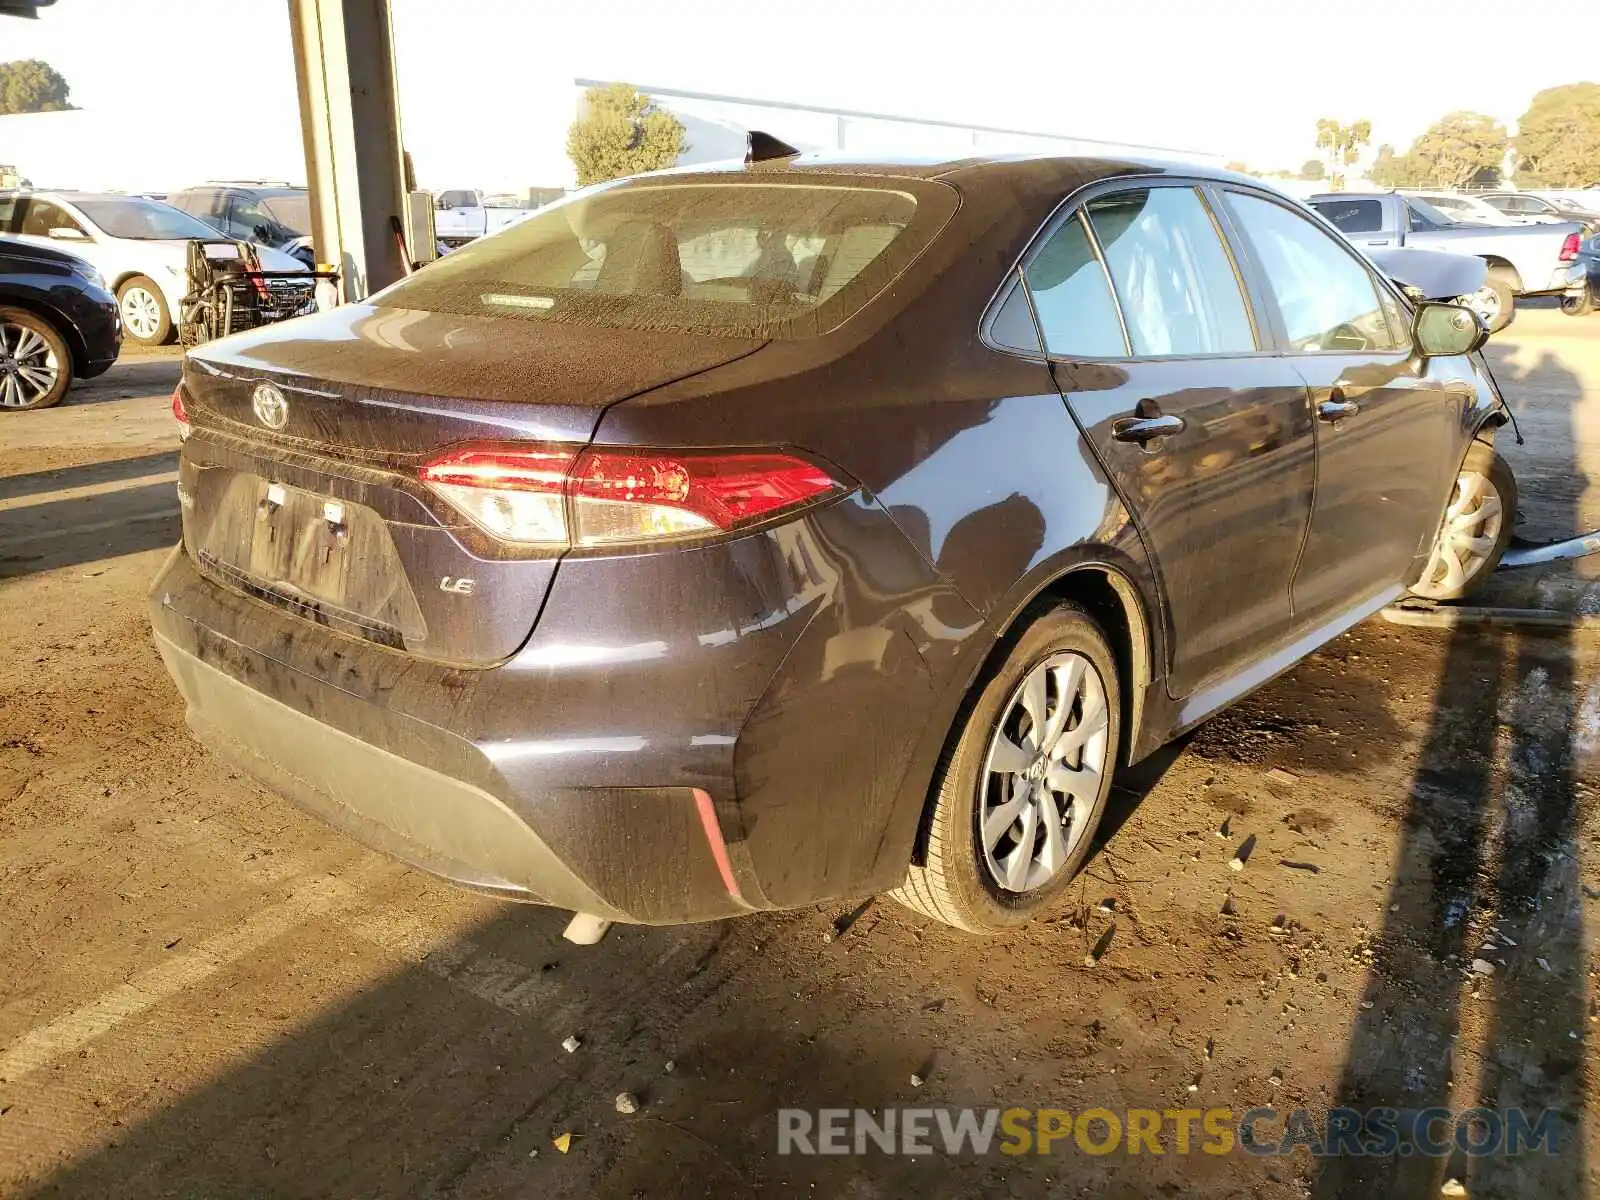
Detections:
1230,84,1600,191
0,59,72,114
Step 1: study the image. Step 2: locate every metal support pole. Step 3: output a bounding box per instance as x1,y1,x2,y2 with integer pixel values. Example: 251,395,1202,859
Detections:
288,0,408,301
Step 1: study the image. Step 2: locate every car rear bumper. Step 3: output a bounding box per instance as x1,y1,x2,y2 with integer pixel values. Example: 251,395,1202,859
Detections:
1543,262,1588,295
151,545,757,923
149,493,976,922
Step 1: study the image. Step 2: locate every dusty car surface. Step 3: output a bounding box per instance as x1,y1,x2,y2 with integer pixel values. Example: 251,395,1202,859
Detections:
150,153,1509,933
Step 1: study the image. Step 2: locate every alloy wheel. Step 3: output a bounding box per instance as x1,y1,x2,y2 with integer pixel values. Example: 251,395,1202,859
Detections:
0,321,61,409
120,286,162,341
1414,468,1504,598
979,651,1110,893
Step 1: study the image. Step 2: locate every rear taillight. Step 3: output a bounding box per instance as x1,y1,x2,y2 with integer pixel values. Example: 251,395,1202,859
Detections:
171,385,191,440
418,444,843,548
1561,232,1581,262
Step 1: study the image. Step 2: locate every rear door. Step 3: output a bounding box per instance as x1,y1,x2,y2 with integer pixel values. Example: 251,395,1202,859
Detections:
1217,188,1464,628
1024,182,1317,698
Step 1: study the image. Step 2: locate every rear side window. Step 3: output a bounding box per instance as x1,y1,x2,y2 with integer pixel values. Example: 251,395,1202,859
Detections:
1310,199,1384,234
1022,213,1125,357
1086,187,1255,356
1223,191,1406,353
381,179,951,338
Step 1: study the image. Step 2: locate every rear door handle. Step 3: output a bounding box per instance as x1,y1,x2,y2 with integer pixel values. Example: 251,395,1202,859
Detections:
1367,238,1391,246
1111,414,1186,444
1318,399,1360,423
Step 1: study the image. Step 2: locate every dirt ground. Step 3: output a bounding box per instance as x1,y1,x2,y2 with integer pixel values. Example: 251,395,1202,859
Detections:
1,310,1599,1200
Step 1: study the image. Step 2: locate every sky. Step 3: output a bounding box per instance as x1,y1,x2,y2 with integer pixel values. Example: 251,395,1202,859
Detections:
0,0,1588,191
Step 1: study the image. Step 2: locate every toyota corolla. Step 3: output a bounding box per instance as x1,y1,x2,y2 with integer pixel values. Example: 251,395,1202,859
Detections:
151,152,1509,933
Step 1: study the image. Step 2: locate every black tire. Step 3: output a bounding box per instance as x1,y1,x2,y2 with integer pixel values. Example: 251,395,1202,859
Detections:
890,603,1122,934
116,275,173,346
1409,442,1517,602
0,306,73,411
1478,269,1516,334
1561,289,1595,317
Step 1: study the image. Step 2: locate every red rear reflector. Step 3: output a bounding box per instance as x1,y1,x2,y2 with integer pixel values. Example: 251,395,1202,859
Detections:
171,385,191,439
418,445,842,547
1561,232,1581,262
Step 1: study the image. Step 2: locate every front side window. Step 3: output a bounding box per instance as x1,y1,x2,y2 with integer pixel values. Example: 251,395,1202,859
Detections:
1224,191,1406,354
18,199,85,238
1022,212,1126,357
1086,187,1255,357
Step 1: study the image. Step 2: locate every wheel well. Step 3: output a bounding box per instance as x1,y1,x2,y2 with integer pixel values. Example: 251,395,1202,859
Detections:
0,293,88,373
908,565,1155,866
1481,256,1522,293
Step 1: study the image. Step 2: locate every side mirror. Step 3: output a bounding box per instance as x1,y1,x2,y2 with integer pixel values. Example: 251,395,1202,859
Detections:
48,226,87,241
1414,301,1487,357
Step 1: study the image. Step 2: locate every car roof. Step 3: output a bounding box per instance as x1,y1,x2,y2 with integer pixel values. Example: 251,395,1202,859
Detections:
0,190,163,203
650,149,1248,188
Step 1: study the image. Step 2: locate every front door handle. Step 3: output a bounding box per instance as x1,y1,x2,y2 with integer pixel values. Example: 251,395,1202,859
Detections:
1111,413,1186,444
1318,399,1360,423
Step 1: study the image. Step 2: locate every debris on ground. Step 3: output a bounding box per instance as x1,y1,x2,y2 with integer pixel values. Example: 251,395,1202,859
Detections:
1229,834,1257,871
1470,959,1496,977
615,1092,640,1115
1096,898,1116,914
1265,768,1299,788
552,1133,573,1154
1084,924,1115,967
1441,1179,1467,1197
663,1061,675,1074
910,1073,925,1088
561,1035,582,1054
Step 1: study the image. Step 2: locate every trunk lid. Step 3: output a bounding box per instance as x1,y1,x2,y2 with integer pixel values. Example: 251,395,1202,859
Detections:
178,303,765,666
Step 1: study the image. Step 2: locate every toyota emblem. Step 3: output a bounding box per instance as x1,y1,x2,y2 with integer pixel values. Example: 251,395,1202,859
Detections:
251,382,289,430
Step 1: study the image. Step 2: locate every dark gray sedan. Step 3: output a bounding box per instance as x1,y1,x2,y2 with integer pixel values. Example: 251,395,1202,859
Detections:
150,154,1508,933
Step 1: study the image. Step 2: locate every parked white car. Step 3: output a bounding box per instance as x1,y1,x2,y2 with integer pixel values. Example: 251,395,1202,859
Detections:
0,190,306,345
1402,191,1532,227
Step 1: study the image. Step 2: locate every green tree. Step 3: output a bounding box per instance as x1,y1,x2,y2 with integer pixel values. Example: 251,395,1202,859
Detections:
1407,111,1506,188
1514,82,1600,187
1368,144,1420,189
566,83,687,187
0,59,72,114
1299,158,1326,181
1314,117,1372,191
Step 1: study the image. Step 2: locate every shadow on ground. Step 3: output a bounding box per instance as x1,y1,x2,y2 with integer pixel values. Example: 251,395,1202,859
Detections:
1313,353,1593,1198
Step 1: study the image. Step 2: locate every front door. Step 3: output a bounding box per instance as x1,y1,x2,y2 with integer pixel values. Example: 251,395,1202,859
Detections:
1216,188,1465,627
1023,184,1317,698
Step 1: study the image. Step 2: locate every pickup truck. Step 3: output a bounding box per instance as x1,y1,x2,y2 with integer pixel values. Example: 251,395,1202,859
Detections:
1308,191,1586,331
432,189,537,249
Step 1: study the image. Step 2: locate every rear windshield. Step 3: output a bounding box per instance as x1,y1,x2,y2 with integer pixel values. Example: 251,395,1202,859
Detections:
379,178,948,338
1310,199,1384,234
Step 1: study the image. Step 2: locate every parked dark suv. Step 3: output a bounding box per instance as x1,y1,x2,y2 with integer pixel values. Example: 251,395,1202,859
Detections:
0,234,120,410
168,183,314,267
151,155,1507,933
